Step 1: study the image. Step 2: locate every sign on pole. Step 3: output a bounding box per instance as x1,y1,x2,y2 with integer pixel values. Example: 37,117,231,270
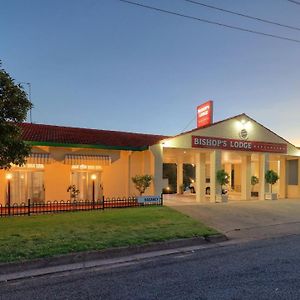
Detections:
197,100,213,128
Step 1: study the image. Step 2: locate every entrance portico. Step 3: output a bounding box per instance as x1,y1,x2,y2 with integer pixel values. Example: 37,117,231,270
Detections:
160,113,300,202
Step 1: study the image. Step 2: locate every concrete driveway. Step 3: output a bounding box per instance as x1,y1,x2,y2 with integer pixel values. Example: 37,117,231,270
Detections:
164,195,300,241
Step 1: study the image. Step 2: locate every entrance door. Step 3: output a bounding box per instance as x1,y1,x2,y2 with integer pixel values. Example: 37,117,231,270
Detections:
27,171,45,203
71,171,102,201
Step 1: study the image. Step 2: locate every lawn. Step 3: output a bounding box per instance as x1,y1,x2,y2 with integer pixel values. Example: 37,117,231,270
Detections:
0,206,217,263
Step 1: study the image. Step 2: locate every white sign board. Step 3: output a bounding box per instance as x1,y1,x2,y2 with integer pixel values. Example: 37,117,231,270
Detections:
137,195,161,204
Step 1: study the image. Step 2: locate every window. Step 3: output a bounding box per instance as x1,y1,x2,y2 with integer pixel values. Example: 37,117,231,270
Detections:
287,160,298,185
7,171,45,204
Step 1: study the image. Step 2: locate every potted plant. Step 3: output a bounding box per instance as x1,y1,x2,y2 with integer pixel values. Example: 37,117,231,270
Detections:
216,169,230,203
67,185,80,202
251,175,259,197
132,174,153,196
265,170,279,200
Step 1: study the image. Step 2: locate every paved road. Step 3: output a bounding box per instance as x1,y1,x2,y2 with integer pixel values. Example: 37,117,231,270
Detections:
2,235,300,300
165,196,300,240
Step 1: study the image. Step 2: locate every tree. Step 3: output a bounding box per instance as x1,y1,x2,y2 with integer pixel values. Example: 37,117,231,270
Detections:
265,170,279,193
0,62,32,169
132,175,153,196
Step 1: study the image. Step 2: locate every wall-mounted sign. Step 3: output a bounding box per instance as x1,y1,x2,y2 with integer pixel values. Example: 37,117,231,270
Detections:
192,136,287,153
239,128,248,140
197,101,213,128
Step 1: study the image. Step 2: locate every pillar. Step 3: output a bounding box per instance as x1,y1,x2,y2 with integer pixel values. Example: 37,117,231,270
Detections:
259,153,269,200
177,160,183,193
210,150,222,203
224,163,232,190
195,152,206,202
279,156,286,199
149,144,164,196
241,155,251,200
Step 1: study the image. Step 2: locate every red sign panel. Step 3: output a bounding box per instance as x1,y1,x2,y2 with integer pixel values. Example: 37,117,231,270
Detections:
197,101,213,128
192,136,287,153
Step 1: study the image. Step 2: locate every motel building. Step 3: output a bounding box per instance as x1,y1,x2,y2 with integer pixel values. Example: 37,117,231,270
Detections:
0,110,300,205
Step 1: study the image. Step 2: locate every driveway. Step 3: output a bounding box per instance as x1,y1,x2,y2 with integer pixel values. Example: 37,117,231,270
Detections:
164,195,300,241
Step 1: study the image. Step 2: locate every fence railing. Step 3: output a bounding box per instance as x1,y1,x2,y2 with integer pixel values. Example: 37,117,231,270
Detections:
0,195,163,217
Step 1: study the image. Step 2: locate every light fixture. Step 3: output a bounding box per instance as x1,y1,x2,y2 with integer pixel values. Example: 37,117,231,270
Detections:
6,173,12,180
162,140,171,147
91,174,97,180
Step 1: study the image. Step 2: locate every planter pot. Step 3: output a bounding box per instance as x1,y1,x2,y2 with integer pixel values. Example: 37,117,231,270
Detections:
216,194,228,203
265,193,278,200
251,191,259,197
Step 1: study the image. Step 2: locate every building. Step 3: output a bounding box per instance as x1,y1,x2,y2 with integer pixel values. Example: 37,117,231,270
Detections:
0,113,300,205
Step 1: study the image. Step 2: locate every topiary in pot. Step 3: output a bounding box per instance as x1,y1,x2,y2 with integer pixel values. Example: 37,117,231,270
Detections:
265,170,279,200
251,175,259,197
216,169,230,202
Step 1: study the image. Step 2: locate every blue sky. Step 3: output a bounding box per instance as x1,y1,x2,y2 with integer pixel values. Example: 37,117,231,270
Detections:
1,0,300,144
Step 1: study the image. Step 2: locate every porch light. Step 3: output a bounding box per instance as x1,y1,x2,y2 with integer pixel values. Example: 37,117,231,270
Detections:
91,174,97,207
162,140,172,147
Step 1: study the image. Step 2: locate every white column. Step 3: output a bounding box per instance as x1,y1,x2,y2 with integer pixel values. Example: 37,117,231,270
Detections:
149,144,163,196
259,153,269,200
177,160,183,193
210,150,222,203
224,163,232,190
195,152,206,202
279,156,286,199
241,155,251,200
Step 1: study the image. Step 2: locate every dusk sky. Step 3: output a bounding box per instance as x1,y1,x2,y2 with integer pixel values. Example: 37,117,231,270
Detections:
1,0,300,145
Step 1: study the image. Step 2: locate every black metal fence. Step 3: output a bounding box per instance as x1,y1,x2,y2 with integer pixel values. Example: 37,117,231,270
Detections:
0,195,163,217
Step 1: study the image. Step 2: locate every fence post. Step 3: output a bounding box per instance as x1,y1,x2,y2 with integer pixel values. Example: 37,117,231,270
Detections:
28,199,31,216
102,195,105,210
161,193,164,206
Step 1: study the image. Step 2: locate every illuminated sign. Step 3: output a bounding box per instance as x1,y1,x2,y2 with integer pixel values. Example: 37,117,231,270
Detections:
197,101,213,128
192,136,287,153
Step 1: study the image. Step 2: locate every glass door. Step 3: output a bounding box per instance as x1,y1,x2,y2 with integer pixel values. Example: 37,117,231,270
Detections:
71,171,102,201
8,171,45,204
27,171,45,203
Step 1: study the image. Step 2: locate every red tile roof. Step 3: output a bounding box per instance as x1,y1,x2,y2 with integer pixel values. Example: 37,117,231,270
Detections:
19,123,168,150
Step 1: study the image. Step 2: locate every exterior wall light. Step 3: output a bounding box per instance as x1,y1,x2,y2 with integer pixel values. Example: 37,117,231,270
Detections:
6,173,12,180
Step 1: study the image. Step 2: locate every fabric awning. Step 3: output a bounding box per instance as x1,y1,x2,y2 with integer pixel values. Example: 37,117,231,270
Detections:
27,153,52,164
64,154,111,166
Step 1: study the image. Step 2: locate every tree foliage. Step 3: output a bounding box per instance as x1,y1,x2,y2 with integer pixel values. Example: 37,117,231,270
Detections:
132,174,153,196
265,170,279,193
0,63,32,169
216,169,230,189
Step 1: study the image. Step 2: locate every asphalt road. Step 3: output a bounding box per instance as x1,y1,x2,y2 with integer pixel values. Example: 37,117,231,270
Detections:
1,235,300,300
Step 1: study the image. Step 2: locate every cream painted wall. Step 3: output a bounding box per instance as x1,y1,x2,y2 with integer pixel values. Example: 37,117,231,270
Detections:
102,151,129,198
44,163,71,201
